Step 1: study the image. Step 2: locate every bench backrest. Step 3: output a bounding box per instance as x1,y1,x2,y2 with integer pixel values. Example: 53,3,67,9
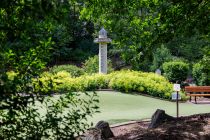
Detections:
185,86,210,92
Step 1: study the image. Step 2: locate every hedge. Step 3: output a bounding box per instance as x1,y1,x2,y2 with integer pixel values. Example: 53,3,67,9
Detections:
32,70,187,100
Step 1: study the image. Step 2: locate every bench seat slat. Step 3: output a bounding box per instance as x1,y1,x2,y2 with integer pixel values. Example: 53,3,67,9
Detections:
185,86,210,88
185,86,210,92
185,90,210,92
186,94,210,96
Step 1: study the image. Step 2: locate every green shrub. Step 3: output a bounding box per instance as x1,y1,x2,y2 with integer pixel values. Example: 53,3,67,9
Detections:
35,71,109,93
192,62,209,86
35,70,187,100
32,71,75,94
49,64,84,77
108,70,174,99
162,61,189,83
33,72,56,94
1,91,99,139
76,74,110,91
82,55,114,74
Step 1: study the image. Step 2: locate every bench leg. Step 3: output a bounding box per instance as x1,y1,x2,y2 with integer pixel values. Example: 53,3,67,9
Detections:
195,96,197,104
190,96,191,102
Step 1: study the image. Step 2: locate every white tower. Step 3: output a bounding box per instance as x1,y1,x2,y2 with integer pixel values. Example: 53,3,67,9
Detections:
94,28,112,74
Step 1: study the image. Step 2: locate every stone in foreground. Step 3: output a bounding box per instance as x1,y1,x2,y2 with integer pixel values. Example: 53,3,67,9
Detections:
148,109,175,128
95,120,114,139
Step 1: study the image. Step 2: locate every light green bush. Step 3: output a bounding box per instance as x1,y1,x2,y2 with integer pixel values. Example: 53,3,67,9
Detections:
33,72,55,94
6,71,17,81
35,70,187,100
32,71,75,93
76,74,110,91
53,71,79,92
108,70,173,99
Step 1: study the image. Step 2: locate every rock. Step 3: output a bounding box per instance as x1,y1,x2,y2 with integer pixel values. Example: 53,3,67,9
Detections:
95,120,114,139
79,128,102,140
148,109,175,128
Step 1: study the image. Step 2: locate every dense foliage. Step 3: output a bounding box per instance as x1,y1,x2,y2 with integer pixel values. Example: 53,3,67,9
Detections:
47,0,98,64
1,0,208,72
0,0,55,120
150,45,173,71
192,56,210,86
1,0,208,70
80,0,210,71
0,1,99,139
0,91,99,139
34,70,187,100
49,64,85,77
163,61,189,83
0,0,209,138
108,71,174,99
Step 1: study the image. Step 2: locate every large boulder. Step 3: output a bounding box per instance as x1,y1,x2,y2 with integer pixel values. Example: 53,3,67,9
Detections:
95,120,114,139
148,109,175,128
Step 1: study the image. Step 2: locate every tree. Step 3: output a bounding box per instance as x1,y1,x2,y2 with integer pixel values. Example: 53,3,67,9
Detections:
150,44,172,71
0,1,99,139
80,0,210,70
80,0,161,70
157,0,210,63
192,55,210,86
0,0,56,109
158,0,209,39
50,0,98,64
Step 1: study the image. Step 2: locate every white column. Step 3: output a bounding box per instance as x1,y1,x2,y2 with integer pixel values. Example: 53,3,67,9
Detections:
94,28,111,74
99,43,107,74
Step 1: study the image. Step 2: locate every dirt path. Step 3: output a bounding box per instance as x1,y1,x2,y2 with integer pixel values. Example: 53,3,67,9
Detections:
110,121,150,140
109,113,210,140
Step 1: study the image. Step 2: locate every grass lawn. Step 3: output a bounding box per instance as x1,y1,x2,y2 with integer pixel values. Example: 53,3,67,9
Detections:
89,91,210,125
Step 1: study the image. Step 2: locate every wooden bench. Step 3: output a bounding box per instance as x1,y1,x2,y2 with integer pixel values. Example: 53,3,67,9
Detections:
185,86,210,103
